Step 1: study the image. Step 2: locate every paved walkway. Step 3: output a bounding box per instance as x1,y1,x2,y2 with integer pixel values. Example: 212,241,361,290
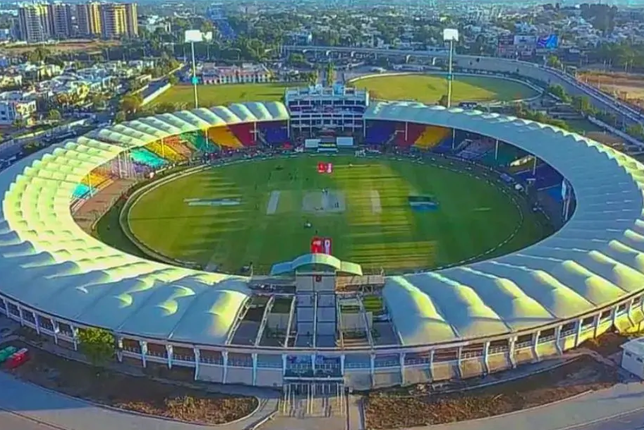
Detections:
0,371,278,430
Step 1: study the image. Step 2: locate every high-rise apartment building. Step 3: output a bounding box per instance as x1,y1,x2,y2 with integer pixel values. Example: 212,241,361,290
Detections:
76,2,102,37
99,3,138,38
99,3,127,39
17,4,51,43
47,2,73,39
124,3,138,37
18,2,139,41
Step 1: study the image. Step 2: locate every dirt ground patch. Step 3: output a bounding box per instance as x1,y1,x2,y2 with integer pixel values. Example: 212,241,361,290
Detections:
585,131,626,148
1,340,258,425
579,71,644,107
581,331,629,357
364,356,620,429
0,40,120,55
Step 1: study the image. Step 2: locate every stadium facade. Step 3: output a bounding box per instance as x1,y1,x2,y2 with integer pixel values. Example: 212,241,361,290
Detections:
1,88,644,390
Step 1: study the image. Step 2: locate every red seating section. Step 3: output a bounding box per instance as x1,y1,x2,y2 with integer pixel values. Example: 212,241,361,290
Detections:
229,123,255,146
395,123,426,146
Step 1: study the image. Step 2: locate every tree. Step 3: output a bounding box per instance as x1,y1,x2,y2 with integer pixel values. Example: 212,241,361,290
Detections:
626,123,644,140
154,102,177,114
325,62,335,87
90,93,106,110
26,46,50,64
287,53,307,67
168,74,179,86
47,109,62,122
78,327,115,367
547,55,563,70
120,93,143,114
55,93,70,108
571,95,596,116
548,84,571,103
306,71,318,85
438,94,449,107
13,118,25,129
114,111,127,123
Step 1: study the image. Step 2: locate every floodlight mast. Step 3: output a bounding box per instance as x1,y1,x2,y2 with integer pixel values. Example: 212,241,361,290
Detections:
443,29,459,109
185,30,204,109
191,41,198,108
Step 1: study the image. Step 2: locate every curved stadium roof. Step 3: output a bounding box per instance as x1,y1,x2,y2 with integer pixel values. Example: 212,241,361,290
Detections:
0,100,643,350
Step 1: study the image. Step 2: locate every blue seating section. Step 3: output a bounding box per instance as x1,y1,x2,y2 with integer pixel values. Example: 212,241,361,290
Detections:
131,148,167,169
536,165,563,189
365,121,396,145
514,165,563,190
73,184,94,199
544,185,564,201
433,136,454,153
457,140,494,160
259,124,288,145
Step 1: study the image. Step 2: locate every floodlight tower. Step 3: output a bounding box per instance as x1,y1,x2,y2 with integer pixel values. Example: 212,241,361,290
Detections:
184,30,206,109
443,28,459,108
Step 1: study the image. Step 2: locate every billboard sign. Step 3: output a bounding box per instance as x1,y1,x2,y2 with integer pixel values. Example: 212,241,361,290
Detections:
311,237,332,255
317,162,333,174
537,34,559,49
514,35,538,46
184,30,203,43
497,34,514,47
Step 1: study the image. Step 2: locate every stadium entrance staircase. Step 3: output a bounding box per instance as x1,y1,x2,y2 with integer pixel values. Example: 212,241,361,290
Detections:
280,381,346,418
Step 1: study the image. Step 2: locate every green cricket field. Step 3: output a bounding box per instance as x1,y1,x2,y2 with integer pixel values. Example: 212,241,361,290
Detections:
124,156,549,274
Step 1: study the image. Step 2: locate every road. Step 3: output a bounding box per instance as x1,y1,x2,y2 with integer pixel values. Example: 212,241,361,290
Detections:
0,410,60,430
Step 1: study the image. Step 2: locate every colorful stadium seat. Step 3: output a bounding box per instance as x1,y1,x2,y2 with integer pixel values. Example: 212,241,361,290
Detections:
414,126,450,150
82,172,110,189
146,141,185,163
163,136,194,158
207,126,243,149
181,132,217,153
259,122,288,145
130,148,167,169
73,183,94,199
365,121,396,145
229,123,255,146
457,140,494,160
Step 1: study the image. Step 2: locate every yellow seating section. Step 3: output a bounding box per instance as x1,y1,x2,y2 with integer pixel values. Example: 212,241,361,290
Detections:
82,171,110,188
147,141,185,163
414,126,450,150
207,126,243,149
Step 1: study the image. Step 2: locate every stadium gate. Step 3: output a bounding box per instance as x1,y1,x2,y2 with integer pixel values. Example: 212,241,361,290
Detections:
280,380,346,417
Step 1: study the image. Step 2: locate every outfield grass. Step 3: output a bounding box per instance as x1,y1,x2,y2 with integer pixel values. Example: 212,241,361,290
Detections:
150,83,291,108
125,156,549,274
350,74,539,104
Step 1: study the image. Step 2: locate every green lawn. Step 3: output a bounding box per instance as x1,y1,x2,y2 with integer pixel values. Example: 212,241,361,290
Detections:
350,74,539,104
150,83,291,108
563,118,605,134
124,156,549,274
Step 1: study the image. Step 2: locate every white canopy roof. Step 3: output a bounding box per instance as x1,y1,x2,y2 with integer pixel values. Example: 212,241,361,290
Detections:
0,100,642,349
